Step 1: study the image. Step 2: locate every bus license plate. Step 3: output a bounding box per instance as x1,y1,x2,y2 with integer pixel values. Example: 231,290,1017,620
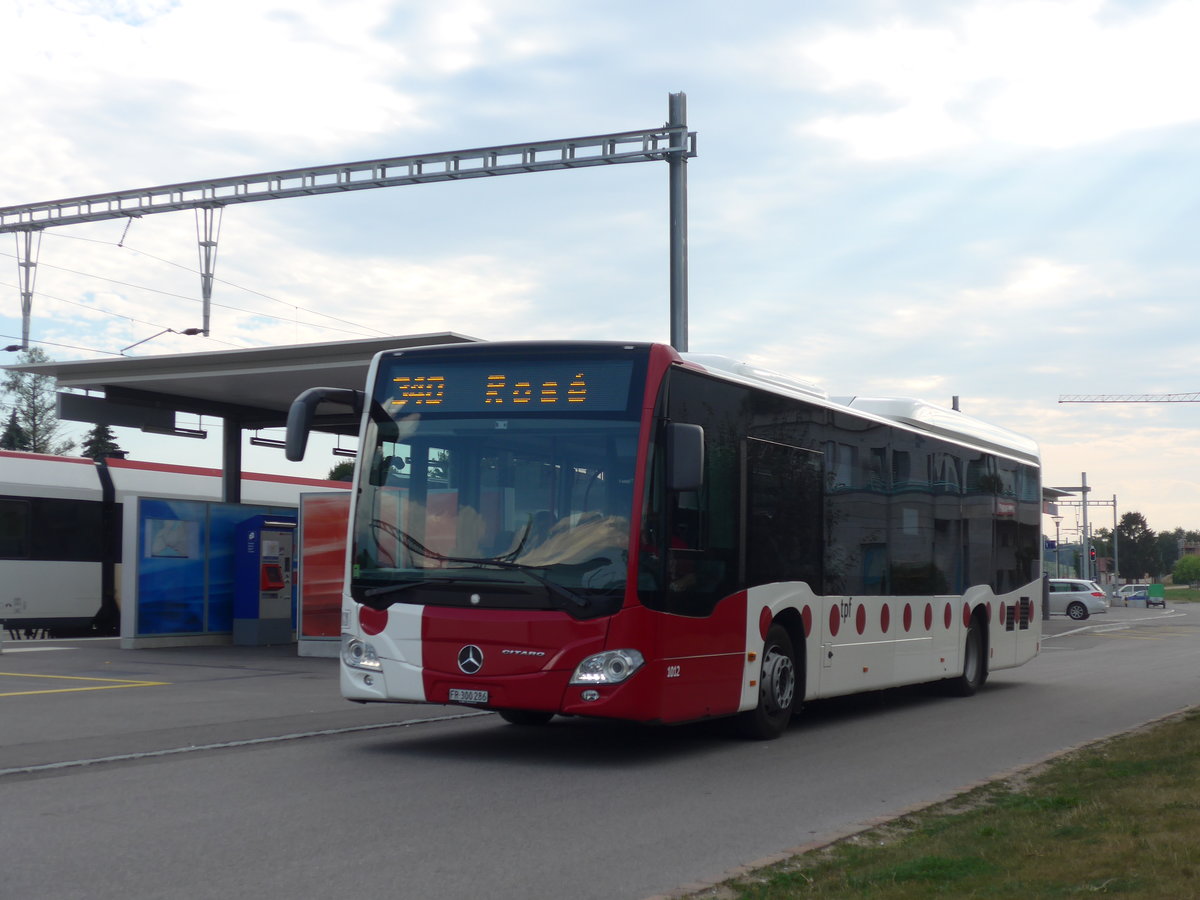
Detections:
449,688,488,704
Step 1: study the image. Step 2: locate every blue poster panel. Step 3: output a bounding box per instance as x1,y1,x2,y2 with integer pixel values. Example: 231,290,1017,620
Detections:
137,499,295,636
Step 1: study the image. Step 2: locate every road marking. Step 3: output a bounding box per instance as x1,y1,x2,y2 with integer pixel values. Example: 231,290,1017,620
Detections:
1093,633,1164,641
1042,609,1189,641
0,672,170,697
1,646,79,653
0,710,492,777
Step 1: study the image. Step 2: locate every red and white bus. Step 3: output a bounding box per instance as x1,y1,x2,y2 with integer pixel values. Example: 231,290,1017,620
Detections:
287,341,1042,738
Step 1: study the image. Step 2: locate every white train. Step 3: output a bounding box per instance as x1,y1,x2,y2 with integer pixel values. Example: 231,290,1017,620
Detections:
0,450,344,638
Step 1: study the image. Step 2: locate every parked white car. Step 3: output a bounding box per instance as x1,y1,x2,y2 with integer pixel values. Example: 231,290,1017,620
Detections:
1048,579,1109,620
1114,583,1164,608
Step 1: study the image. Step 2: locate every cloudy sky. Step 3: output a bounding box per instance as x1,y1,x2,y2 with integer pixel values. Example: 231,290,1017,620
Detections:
3,0,1199,538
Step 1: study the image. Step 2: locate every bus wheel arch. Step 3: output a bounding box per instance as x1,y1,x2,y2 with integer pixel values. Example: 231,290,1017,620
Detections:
737,616,803,740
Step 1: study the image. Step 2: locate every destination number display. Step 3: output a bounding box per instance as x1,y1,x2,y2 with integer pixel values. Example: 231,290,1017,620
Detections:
382,358,636,414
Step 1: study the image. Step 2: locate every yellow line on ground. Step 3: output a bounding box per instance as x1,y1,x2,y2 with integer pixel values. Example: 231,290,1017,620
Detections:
0,672,169,697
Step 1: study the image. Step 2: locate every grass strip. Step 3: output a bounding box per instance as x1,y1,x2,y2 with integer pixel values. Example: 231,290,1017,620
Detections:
695,708,1200,899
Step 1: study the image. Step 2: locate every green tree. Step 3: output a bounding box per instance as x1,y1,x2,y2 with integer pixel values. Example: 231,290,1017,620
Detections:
1156,529,1182,574
81,423,123,460
1172,554,1200,586
0,409,29,450
326,461,354,482
1116,511,1162,581
2,347,75,455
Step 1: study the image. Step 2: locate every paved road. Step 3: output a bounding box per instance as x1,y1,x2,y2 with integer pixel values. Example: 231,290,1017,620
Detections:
2,606,1197,900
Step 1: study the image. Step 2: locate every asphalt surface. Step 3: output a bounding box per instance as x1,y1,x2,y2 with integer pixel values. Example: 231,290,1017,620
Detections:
2,603,1196,900
0,618,1022,772
0,636,483,775
0,604,1156,774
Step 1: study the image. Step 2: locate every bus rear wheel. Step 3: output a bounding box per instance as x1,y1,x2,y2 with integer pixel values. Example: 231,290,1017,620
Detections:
944,617,986,697
498,709,555,726
737,624,797,740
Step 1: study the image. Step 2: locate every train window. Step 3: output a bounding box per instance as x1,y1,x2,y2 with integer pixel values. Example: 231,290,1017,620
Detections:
31,498,107,562
0,499,32,559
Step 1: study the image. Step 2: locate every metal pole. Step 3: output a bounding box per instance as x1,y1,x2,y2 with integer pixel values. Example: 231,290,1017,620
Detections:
1111,494,1119,585
1080,472,1091,580
16,230,40,349
196,207,221,337
668,92,689,352
222,417,242,504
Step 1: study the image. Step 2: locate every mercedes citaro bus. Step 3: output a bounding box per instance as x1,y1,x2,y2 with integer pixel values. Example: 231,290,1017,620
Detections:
286,341,1041,739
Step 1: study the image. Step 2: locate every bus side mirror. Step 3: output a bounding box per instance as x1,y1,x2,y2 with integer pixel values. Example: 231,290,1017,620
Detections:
285,387,364,461
667,423,704,492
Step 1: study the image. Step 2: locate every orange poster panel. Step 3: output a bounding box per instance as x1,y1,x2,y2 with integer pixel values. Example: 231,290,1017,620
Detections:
299,492,351,638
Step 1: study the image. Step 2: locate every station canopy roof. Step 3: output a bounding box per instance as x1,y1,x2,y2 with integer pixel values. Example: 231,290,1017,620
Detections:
5,332,482,435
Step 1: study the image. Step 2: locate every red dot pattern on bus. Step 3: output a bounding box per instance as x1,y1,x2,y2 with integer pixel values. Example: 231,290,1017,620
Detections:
360,606,388,636
772,595,1033,641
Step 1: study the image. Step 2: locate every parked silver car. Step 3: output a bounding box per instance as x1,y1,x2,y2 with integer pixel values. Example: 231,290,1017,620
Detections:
1048,579,1109,620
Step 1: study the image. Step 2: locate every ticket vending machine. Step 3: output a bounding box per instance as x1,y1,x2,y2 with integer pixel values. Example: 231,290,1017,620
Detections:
233,516,297,645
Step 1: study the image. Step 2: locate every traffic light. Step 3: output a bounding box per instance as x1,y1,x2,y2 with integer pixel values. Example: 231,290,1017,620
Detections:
1090,548,1097,561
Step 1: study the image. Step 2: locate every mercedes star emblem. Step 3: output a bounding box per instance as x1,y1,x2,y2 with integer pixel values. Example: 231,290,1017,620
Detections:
457,644,484,675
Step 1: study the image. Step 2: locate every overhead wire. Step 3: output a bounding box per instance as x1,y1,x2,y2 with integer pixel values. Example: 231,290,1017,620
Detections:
41,229,393,337
0,278,246,351
0,249,386,339
0,331,122,357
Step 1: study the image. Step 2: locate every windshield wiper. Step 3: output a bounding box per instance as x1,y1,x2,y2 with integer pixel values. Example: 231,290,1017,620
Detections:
441,555,591,610
369,519,589,610
362,577,470,601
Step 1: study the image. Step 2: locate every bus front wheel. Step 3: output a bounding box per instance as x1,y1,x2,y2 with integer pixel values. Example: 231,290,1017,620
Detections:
737,624,797,740
498,709,555,726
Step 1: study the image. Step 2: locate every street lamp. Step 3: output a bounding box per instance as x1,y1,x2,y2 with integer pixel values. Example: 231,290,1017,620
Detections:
120,327,203,356
1052,516,1063,576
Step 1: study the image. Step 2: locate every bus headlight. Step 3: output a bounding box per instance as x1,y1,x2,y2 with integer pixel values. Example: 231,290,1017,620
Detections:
570,649,644,685
342,635,382,671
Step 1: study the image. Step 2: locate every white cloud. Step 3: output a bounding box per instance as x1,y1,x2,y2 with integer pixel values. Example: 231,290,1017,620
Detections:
843,257,1106,347
0,0,573,199
790,0,1200,159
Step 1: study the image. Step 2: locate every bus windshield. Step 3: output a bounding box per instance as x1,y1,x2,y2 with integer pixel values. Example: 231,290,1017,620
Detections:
350,349,645,619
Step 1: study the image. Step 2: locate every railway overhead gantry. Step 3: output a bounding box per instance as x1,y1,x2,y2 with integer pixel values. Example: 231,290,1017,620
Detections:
1,93,697,350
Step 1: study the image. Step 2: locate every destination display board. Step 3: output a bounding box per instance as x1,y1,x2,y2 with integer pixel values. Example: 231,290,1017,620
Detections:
380,357,637,414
